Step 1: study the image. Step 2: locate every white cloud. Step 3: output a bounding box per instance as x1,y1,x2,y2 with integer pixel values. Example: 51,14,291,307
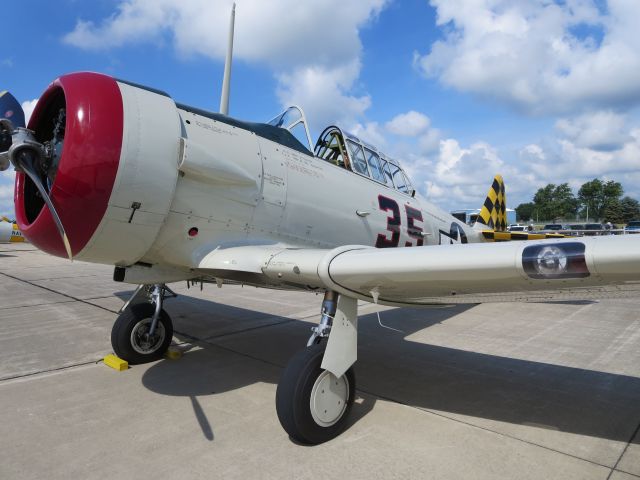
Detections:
21,99,39,125
0,183,12,200
0,169,15,218
63,0,388,133
58,0,640,215
385,111,431,136
276,61,371,130
417,128,442,154
526,112,640,181
405,138,519,209
0,99,35,216
415,0,640,115
498,116,640,211
434,139,505,185
521,144,546,161
555,110,631,151
64,1,386,69
350,121,388,149
397,124,640,213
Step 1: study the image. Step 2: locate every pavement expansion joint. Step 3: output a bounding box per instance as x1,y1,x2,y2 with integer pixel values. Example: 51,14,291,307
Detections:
27,274,107,281
611,470,640,479
0,359,102,383
2,299,77,310
356,385,620,472
0,271,119,315
176,328,286,370
199,318,296,342
606,420,640,480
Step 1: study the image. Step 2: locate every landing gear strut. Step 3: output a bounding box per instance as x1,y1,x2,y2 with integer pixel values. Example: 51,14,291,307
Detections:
307,291,337,346
276,292,358,444
111,284,176,364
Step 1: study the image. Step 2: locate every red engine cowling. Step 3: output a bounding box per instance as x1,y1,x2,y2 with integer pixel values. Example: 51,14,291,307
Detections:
15,72,182,265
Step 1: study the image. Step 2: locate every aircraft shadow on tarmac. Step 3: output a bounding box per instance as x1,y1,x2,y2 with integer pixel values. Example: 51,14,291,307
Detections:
126,292,640,444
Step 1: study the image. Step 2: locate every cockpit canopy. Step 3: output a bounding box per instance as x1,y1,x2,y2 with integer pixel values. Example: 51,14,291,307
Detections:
268,107,415,196
314,126,415,196
267,106,314,153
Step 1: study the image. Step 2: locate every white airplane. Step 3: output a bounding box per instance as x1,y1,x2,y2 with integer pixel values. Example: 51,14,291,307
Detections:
1,10,639,445
0,216,24,243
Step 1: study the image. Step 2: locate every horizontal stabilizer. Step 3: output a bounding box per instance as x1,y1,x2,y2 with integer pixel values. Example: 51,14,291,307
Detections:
482,231,564,241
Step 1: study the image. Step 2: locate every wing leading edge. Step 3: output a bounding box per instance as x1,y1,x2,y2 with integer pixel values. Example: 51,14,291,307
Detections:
197,236,640,307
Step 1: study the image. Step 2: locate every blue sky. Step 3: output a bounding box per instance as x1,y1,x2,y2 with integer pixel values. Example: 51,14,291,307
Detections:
2,0,640,218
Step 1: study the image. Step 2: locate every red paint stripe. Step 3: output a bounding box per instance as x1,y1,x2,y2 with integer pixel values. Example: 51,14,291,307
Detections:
15,72,123,258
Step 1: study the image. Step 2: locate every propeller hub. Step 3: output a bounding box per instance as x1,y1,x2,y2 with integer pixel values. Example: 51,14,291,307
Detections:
8,127,47,169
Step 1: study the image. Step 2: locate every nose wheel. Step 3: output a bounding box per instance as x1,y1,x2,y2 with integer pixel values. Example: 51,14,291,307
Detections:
276,343,355,444
111,302,173,364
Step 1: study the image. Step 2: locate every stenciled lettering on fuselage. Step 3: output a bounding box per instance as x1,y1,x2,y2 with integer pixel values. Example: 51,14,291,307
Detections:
375,195,424,248
439,222,468,245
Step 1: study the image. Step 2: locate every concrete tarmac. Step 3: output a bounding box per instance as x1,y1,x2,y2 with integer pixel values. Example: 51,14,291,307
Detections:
0,243,638,479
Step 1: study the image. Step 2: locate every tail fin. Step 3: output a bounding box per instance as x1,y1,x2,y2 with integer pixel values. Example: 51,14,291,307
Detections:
475,175,507,231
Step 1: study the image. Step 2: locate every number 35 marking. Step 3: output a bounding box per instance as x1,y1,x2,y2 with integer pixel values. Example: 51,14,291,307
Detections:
375,195,424,248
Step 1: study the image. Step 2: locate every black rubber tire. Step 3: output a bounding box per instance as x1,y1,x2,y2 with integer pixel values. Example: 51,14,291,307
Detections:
276,344,355,444
110,303,173,365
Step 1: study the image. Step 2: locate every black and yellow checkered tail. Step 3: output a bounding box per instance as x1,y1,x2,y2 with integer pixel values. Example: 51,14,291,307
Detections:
475,175,507,232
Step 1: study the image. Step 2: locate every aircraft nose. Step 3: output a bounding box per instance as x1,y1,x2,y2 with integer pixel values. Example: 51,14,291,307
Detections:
13,72,124,259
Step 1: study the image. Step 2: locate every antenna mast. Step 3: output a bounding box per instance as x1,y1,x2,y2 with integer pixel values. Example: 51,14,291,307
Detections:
219,2,236,115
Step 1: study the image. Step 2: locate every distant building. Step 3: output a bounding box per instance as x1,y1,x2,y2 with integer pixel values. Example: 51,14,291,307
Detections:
451,208,516,226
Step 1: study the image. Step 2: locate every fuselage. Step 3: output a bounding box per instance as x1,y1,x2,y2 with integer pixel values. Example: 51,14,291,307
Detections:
144,102,482,271
12,72,482,284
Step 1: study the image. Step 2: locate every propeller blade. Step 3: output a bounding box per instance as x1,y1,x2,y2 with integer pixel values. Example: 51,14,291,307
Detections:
0,91,25,128
16,150,73,261
0,119,13,170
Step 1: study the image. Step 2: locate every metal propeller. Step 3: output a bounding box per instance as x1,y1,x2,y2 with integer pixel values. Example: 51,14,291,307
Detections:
14,145,73,260
0,99,73,261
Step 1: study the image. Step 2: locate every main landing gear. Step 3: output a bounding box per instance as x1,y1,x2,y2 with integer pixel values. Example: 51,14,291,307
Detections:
276,292,359,444
111,284,176,364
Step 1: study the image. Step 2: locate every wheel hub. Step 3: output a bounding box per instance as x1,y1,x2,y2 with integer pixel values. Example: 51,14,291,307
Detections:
309,370,349,427
130,319,166,354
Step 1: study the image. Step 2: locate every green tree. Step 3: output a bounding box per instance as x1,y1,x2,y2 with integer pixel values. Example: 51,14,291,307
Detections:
532,183,578,220
533,184,556,220
602,199,624,224
515,202,535,221
620,196,640,223
578,179,623,220
578,179,603,220
552,183,579,219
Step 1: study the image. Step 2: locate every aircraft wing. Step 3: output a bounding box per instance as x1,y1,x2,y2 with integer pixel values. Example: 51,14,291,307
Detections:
196,235,640,306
